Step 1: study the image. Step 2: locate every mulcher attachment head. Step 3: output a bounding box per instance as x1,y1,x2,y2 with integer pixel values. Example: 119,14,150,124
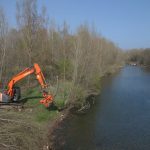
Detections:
40,91,53,108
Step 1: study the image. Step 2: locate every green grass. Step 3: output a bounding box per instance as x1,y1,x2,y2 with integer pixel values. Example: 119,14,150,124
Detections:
91,74,102,91
35,108,58,123
0,80,100,149
20,80,87,124
0,87,60,149
50,81,73,109
21,87,58,124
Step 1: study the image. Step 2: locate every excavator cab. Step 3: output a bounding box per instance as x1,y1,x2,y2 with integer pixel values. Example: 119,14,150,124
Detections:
12,87,21,102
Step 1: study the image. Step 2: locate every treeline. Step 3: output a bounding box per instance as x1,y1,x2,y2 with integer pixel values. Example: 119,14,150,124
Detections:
0,0,123,105
126,48,150,66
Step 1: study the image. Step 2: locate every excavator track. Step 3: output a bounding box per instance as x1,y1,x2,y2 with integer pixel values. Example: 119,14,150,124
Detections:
0,102,23,110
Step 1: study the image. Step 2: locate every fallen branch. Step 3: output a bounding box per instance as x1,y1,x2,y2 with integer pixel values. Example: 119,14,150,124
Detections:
0,143,19,149
0,118,32,127
77,102,90,112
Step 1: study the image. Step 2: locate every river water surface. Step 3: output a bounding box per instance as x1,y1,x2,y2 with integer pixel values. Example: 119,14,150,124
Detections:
53,66,150,150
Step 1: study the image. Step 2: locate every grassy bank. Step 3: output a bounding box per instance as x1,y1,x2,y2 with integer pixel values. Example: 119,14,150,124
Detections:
0,87,58,149
0,81,98,149
0,82,88,149
0,64,123,150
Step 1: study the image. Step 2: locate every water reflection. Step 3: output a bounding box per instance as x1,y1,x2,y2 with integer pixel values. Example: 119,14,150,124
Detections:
53,66,150,150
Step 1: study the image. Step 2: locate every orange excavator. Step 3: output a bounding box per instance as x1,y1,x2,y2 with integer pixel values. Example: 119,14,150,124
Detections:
0,63,53,107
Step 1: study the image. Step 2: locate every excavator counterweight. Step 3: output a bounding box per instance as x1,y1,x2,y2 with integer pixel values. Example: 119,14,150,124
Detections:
0,92,10,103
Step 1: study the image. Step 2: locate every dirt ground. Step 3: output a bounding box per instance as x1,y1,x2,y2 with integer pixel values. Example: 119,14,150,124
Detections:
0,103,69,150
0,108,46,150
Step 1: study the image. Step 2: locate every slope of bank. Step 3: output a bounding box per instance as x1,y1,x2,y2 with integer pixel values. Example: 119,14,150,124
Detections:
0,65,123,150
47,64,123,149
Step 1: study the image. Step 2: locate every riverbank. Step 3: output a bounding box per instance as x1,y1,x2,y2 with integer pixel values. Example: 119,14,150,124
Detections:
0,65,123,150
47,94,99,149
49,66,150,150
0,85,97,149
47,65,123,149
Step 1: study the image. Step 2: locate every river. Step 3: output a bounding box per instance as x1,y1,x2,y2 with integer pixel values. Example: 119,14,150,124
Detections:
52,66,150,150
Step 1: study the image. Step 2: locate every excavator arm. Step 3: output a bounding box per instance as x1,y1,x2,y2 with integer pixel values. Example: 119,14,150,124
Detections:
0,63,53,107
7,67,35,97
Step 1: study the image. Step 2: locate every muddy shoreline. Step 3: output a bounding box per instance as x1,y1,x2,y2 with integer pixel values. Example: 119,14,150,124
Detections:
47,68,123,149
47,93,98,150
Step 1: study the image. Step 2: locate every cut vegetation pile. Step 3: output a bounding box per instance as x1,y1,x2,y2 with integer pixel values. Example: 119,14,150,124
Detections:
0,111,44,150
0,87,59,150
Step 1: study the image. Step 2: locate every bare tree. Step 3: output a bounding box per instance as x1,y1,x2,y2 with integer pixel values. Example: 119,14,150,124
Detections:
16,0,39,65
16,0,41,86
0,8,8,83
